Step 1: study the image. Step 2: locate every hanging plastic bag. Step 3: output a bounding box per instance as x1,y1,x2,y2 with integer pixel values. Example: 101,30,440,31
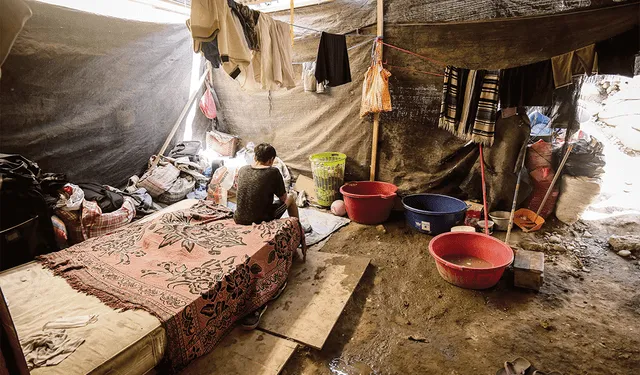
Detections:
360,40,392,118
199,87,217,119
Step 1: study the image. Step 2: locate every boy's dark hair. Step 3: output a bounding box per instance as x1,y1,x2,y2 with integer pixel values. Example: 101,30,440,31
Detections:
254,143,277,163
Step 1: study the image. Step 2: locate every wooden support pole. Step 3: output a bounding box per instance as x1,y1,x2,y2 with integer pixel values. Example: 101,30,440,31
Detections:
290,0,294,46
152,69,208,168
369,0,383,181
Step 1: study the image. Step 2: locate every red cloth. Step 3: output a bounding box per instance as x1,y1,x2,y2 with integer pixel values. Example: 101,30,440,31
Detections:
39,201,302,372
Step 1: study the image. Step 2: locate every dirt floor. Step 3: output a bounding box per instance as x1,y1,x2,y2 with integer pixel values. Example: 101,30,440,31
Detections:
280,212,640,375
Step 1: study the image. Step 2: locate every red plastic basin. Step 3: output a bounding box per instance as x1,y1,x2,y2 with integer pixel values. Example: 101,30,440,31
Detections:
339,181,398,225
428,232,514,289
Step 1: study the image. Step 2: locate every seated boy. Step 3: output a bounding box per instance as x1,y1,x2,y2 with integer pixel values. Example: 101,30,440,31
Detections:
233,143,298,329
234,143,298,225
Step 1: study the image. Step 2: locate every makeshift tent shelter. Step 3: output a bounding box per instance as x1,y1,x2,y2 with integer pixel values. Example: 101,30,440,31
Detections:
1,0,640,373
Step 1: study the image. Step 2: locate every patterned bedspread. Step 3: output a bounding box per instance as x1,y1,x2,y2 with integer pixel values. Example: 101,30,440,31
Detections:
39,201,302,372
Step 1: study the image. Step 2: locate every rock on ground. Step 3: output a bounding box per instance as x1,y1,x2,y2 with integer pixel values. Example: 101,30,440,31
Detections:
609,235,640,254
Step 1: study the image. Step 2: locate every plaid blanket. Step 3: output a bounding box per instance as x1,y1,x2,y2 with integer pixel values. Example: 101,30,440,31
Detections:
39,201,302,373
439,66,500,146
56,197,136,244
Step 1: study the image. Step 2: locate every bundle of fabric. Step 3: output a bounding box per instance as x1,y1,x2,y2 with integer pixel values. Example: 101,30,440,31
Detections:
55,193,137,245
137,155,208,204
439,66,500,146
39,201,303,372
360,39,392,117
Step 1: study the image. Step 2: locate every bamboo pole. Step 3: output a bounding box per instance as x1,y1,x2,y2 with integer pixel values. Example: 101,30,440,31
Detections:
369,0,383,181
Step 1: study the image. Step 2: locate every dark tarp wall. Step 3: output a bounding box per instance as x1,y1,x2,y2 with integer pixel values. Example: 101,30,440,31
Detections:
0,1,210,187
211,0,639,207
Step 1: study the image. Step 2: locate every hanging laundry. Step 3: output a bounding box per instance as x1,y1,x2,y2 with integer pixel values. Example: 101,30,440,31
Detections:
315,32,352,87
360,40,392,117
253,13,295,90
439,66,500,146
551,44,597,88
596,25,639,78
499,59,553,107
228,0,260,51
302,62,317,92
201,38,221,68
188,0,253,84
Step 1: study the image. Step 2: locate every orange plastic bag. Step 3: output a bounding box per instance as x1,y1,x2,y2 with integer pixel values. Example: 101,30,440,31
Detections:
360,40,392,117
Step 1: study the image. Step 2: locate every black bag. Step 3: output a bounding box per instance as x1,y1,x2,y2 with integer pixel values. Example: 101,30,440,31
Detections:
78,183,124,213
0,154,57,270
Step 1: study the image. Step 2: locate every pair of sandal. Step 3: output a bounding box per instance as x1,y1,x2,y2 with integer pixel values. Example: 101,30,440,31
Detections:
496,357,561,375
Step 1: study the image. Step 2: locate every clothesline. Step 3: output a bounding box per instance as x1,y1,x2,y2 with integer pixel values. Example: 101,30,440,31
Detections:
383,63,444,77
287,22,377,37
291,37,376,65
380,41,447,67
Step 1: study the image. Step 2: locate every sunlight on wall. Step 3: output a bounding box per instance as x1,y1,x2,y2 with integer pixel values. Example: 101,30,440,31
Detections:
35,0,188,23
182,52,202,141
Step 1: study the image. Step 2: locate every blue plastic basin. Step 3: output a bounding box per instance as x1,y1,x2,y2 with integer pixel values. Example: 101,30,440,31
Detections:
402,194,468,235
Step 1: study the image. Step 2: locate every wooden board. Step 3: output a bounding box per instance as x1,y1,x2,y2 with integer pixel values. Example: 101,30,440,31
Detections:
259,251,370,349
177,329,297,375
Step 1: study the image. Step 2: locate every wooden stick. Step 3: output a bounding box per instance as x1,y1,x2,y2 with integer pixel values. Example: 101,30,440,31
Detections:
369,0,384,181
530,143,574,223
151,69,208,168
479,144,489,235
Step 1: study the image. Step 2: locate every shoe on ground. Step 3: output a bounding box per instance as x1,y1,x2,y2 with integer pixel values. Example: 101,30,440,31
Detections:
270,281,287,301
241,304,268,331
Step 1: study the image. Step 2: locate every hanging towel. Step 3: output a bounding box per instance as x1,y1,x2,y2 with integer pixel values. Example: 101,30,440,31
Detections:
360,40,392,117
315,32,352,87
253,13,295,90
439,66,500,146
499,60,554,107
551,44,598,88
22,330,84,369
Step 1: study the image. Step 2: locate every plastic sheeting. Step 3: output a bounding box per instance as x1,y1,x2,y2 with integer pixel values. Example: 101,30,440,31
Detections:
0,1,210,187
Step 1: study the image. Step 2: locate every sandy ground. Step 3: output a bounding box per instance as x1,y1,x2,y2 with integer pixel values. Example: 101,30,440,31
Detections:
280,212,640,375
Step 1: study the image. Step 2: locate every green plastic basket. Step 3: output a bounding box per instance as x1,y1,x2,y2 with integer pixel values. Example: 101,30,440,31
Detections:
309,152,347,207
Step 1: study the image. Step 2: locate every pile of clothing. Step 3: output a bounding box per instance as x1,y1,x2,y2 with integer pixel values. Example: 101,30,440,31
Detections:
53,183,137,246
438,26,639,147
0,154,58,270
